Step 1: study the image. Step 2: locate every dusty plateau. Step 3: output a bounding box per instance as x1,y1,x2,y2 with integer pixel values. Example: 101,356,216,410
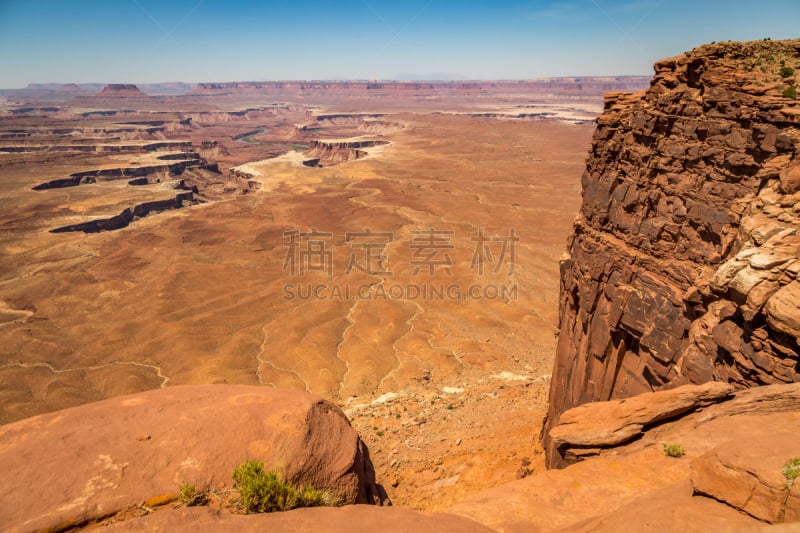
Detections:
0,79,631,513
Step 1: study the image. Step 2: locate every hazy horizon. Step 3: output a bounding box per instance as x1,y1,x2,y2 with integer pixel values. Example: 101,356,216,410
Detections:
1,0,799,89
11,74,650,89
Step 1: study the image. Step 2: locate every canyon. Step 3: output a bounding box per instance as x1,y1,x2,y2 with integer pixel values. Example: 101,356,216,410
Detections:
0,77,629,515
1,40,799,531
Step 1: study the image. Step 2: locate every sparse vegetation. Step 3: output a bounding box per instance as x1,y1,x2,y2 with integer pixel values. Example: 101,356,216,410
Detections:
783,458,800,489
663,443,685,458
780,66,796,78
517,457,533,479
178,482,205,506
232,460,342,513
782,85,797,99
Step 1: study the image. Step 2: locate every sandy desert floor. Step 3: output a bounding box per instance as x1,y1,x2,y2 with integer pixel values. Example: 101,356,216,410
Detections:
0,90,594,508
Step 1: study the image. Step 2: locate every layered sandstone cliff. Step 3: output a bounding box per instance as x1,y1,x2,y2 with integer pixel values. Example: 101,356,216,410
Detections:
545,39,800,467
96,84,147,97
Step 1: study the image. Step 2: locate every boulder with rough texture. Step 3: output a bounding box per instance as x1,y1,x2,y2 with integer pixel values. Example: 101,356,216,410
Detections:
0,385,384,532
691,430,800,523
545,38,800,468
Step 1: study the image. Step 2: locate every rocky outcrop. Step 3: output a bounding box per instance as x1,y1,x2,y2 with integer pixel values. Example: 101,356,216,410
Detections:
0,385,385,531
691,431,800,523
8,380,795,532
453,382,800,531
303,139,389,167
548,381,733,462
96,84,147,97
0,141,192,154
183,106,300,124
32,158,203,190
50,191,197,233
544,39,800,467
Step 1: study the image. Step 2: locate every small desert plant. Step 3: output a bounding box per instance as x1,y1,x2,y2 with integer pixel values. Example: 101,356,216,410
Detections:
179,482,205,506
782,85,797,99
663,443,685,458
780,66,796,78
232,460,342,513
782,458,800,489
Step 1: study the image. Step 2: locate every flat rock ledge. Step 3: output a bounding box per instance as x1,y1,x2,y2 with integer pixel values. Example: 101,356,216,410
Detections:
548,381,734,461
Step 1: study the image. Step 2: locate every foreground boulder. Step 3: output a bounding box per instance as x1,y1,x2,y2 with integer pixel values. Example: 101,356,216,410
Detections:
101,505,493,532
450,383,800,531
691,430,799,523
0,385,384,531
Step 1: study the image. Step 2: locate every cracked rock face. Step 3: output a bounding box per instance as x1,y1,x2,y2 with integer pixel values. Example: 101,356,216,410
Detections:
545,39,800,467
690,432,800,524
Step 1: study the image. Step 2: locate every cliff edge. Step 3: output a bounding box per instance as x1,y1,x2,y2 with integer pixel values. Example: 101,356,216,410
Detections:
545,39,800,467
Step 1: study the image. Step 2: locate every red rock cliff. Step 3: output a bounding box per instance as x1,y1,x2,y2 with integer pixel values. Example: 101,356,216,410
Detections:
544,39,800,467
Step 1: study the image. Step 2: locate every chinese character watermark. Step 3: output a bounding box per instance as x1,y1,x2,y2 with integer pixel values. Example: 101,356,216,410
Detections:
280,227,519,300
470,227,518,275
409,229,455,275
344,230,393,276
282,228,333,278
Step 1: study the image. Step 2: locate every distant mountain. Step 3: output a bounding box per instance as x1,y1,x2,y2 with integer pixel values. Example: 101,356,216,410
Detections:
95,84,147,97
391,73,470,81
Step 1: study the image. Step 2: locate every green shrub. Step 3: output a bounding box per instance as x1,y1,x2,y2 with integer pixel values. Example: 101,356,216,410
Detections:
783,458,800,489
783,85,797,99
663,443,685,458
179,482,205,506
780,66,796,78
232,460,342,513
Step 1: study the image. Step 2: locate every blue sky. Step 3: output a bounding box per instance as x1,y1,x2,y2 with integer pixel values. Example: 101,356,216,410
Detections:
0,0,798,87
